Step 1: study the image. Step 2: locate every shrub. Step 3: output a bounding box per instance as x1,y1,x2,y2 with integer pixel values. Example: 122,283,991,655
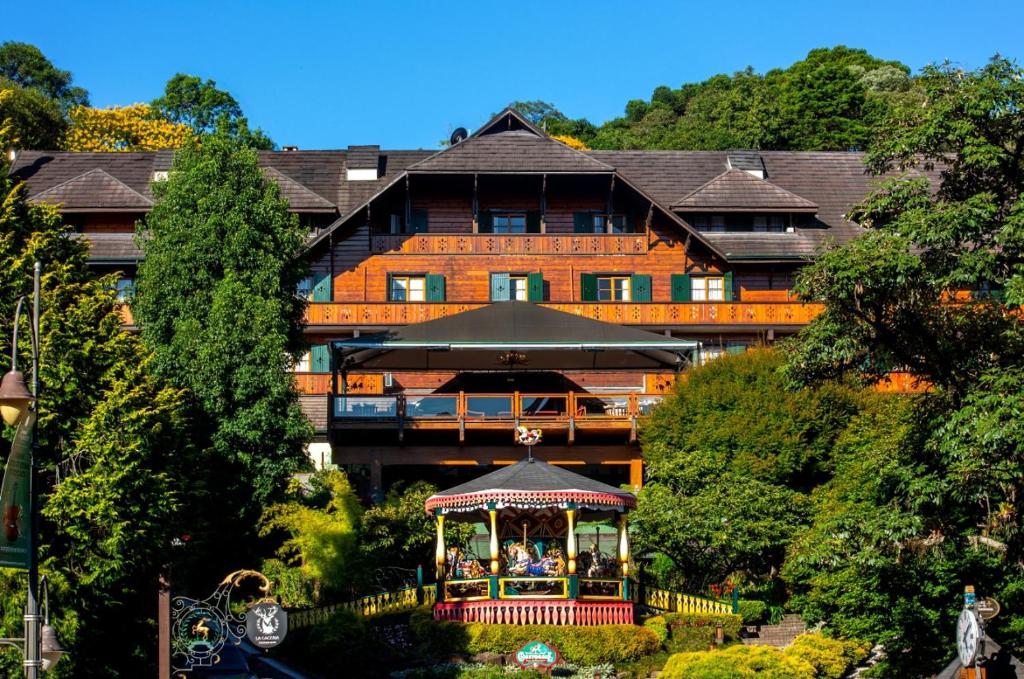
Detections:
736,599,768,625
409,607,660,665
785,633,870,679
643,615,669,643
661,645,816,679
661,612,743,652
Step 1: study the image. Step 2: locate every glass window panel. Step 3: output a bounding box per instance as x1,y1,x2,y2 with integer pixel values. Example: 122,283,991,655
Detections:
709,215,726,233
752,215,768,232
691,278,707,301
610,215,626,233
494,213,527,234
597,278,612,301
616,278,631,301
296,276,313,300
511,276,528,301
707,277,724,301
592,215,605,232
390,278,408,301
408,277,425,301
769,215,786,232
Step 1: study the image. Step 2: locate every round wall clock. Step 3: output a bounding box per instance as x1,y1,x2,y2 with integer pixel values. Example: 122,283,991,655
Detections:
957,608,981,667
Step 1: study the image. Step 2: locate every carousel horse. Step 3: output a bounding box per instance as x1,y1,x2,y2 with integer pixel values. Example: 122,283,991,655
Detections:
584,542,613,578
446,546,485,579
506,543,566,577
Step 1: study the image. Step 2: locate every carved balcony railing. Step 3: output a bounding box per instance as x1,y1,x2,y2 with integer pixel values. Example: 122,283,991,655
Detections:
305,301,824,327
370,233,649,256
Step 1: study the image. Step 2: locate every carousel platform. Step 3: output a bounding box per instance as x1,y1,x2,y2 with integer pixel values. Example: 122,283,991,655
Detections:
425,457,637,626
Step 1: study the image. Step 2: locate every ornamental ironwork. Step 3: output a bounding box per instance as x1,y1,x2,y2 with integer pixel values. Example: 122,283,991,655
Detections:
171,569,274,672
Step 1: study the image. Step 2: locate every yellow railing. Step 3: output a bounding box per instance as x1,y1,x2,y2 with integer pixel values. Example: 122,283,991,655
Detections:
289,585,436,630
637,586,733,615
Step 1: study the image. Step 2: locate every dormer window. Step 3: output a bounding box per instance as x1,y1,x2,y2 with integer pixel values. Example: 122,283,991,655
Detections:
693,215,726,233
753,215,787,233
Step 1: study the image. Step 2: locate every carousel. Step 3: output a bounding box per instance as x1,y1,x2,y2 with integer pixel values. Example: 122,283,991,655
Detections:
425,450,637,626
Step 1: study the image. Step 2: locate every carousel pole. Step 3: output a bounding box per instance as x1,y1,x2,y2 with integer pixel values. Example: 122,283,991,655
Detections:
618,513,630,601
488,504,499,600
434,514,446,585
566,505,578,600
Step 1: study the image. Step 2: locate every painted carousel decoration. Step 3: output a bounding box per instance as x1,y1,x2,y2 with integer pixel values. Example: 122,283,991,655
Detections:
426,456,636,625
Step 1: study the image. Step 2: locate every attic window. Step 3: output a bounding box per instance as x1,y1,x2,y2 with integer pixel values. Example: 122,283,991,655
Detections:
726,152,766,179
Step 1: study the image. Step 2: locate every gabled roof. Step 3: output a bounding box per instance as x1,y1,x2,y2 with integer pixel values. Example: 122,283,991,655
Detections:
261,166,337,212
407,107,614,174
30,168,154,212
671,168,818,212
424,457,636,514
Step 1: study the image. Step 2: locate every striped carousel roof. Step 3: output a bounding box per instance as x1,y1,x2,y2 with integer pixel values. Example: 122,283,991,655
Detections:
425,458,636,514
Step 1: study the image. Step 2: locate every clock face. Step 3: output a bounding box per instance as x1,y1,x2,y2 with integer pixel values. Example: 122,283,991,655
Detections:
958,608,981,667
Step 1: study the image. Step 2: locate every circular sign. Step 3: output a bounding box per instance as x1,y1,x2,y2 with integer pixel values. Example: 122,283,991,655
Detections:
246,603,288,649
978,597,1001,621
957,608,981,667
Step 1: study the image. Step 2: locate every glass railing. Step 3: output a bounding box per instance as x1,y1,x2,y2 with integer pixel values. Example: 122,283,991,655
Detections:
333,396,398,418
405,394,459,418
575,395,630,417
519,394,569,417
464,395,515,418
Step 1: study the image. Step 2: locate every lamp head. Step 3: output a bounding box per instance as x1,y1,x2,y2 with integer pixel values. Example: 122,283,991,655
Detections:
0,370,32,427
40,623,66,671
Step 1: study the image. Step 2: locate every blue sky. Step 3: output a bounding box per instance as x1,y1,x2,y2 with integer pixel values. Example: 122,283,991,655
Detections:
5,0,1023,149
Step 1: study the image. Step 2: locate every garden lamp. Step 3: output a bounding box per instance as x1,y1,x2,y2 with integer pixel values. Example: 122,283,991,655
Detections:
39,577,66,672
0,369,32,427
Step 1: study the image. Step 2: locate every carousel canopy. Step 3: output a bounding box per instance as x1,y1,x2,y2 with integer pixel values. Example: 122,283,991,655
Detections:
424,457,636,515
334,302,697,371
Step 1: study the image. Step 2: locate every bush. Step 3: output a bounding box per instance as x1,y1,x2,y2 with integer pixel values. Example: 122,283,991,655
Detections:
662,612,743,653
643,615,669,643
661,645,816,679
786,633,870,679
280,609,416,678
409,607,660,665
736,599,768,625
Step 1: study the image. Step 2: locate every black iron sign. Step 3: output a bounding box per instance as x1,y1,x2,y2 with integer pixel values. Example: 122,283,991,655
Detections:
246,603,288,648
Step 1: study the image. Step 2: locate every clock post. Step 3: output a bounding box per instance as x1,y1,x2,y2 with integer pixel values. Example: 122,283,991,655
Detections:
957,585,985,679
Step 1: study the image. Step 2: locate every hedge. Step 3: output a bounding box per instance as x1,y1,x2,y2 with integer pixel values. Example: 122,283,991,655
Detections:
409,607,660,665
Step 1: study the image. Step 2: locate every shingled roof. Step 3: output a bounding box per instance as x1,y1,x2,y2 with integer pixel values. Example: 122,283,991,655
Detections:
261,166,336,212
30,168,154,211
424,457,636,514
672,168,818,212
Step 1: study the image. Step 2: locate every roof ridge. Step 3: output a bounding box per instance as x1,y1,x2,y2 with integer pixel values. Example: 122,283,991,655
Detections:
672,168,818,209
30,167,154,206
261,165,336,208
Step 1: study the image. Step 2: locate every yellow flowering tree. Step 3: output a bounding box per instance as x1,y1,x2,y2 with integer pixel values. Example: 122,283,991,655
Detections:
551,133,589,150
64,103,193,151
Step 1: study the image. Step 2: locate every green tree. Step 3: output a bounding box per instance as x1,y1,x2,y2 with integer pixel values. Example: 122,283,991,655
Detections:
783,56,1024,676
260,470,363,601
135,132,312,580
0,80,66,148
152,73,274,148
0,105,191,678
0,41,88,110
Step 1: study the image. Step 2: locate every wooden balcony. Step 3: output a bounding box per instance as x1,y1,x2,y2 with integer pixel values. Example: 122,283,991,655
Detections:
371,233,649,256
306,301,823,327
329,391,665,443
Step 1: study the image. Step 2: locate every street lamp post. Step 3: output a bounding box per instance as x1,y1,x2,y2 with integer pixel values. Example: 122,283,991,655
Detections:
0,262,65,676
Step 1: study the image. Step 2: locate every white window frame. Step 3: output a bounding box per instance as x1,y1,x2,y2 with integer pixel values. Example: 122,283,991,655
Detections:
691,276,725,302
390,275,426,302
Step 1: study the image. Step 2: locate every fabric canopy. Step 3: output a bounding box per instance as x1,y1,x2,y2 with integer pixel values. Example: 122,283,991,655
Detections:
425,457,636,515
334,302,697,371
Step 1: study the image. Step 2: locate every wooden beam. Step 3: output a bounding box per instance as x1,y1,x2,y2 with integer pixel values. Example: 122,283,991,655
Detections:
327,444,642,466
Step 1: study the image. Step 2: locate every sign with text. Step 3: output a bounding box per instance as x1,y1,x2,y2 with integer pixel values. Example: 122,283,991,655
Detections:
0,413,34,569
978,597,1001,620
514,640,560,671
245,603,287,648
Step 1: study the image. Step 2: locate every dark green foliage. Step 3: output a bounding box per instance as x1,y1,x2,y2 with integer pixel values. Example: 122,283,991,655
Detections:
736,599,768,625
278,609,415,678
0,41,88,110
783,57,1024,676
152,73,274,148
135,132,311,583
0,81,67,148
357,481,475,586
661,612,743,653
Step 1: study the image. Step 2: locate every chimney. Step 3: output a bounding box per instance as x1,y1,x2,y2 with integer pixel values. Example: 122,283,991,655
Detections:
346,145,381,181
282,145,299,152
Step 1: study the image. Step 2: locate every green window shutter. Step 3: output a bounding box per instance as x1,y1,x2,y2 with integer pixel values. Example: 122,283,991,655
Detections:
526,211,542,234
580,273,597,302
527,272,544,302
723,271,734,301
410,208,428,233
425,274,446,302
573,212,592,234
310,344,331,373
671,274,691,302
478,211,493,233
312,270,331,302
490,273,511,301
631,274,652,302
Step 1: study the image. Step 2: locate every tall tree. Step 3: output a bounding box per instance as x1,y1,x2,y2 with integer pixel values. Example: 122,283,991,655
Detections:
152,73,274,148
0,80,66,148
0,41,88,110
0,96,192,678
135,131,311,578
783,56,1024,676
